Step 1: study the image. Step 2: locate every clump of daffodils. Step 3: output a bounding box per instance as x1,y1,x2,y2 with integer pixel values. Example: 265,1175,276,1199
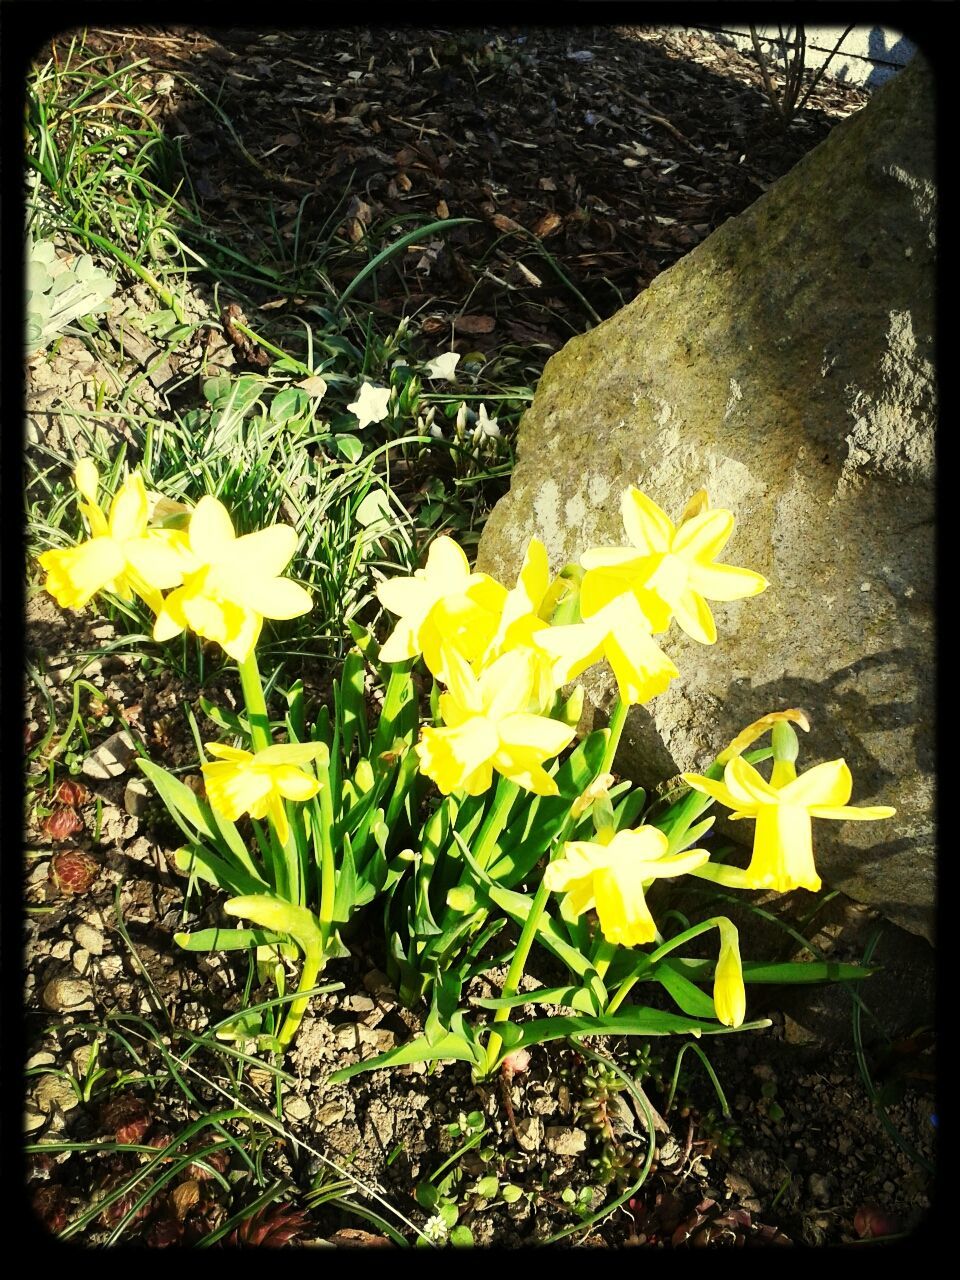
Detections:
40,460,896,1050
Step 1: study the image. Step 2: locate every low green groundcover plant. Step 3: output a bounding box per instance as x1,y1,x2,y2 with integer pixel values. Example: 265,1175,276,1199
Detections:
37,461,895,1079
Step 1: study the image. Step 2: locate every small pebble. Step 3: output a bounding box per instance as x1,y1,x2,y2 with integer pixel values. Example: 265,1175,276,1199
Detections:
32,1074,80,1115
123,778,153,819
41,977,93,1011
71,948,91,976
544,1126,587,1156
82,730,137,780
285,1096,312,1122
316,1100,347,1126
515,1116,543,1152
74,924,105,956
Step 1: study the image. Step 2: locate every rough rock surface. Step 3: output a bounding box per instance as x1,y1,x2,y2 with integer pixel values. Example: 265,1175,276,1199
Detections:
478,57,935,941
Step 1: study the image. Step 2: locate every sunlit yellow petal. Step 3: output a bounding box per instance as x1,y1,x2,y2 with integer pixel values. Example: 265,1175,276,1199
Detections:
480,649,537,722
669,587,717,644
621,486,674,555
376,576,437,620
378,619,420,663
682,771,742,812
228,524,298,578
266,791,290,846
215,572,312,620
424,534,471,585
777,758,852,808
593,865,657,946
202,761,272,822
687,561,769,602
416,720,499,795
74,458,100,505
806,804,897,822
40,539,126,609
604,628,679,706
497,712,575,758
124,534,187,591
109,474,149,541
189,495,237,558
714,923,746,1028
270,765,320,803
747,805,820,892
724,756,780,809
205,744,254,763
494,752,559,796
671,507,733,560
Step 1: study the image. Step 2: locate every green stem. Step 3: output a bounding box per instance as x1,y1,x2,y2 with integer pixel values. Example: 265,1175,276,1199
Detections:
600,697,628,775
314,746,337,950
484,877,551,1074
238,650,271,752
276,947,323,1047
473,779,520,871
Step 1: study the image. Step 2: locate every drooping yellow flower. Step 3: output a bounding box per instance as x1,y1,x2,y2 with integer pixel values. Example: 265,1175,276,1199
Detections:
376,535,507,675
713,919,746,1028
152,496,312,663
543,826,710,947
415,646,575,797
39,461,186,614
683,756,896,892
201,742,325,846
580,486,768,644
533,591,679,706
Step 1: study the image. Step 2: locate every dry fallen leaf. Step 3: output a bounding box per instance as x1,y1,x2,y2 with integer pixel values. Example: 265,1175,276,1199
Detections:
453,315,496,335
532,211,563,237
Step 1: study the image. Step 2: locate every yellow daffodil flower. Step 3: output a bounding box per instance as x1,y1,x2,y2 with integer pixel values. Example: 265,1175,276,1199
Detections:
201,742,325,846
580,486,768,644
714,919,746,1028
683,756,896,892
544,826,710,947
152,496,312,663
533,591,679,706
376,535,506,674
415,646,576,796
39,461,187,614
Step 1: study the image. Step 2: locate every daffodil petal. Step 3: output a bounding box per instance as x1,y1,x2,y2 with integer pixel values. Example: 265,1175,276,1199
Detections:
621,486,674,555
202,761,273,821
109,475,149,541
724,756,781,808
579,546,646,570
266,791,290,846
604,628,678,705
217,573,312,620
687,561,769,602
74,458,100,504
777,758,852,808
416,719,499,795
593,865,657,946
480,649,537,722
670,588,717,644
40,538,126,609
424,535,471,584
204,743,254,763
747,805,820,892
378,619,420,664
683,771,742,811
189,495,237,558
806,804,897,822
255,743,325,766
497,713,575,759
124,535,187,591
270,765,320,803
376,576,437,621
671,507,733,560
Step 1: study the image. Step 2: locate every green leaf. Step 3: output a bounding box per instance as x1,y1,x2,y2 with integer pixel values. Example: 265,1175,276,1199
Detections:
270,386,308,422
490,1008,769,1061
327,1029,482,1083
415,1182,439,1211
334,434,363,463
138,758,220,844
664,957,874,985
500,1184,523,1205
449,1225,474,1247
653,960,719,1019
335,217,478,309
474,1176,499,1200
174,926,286,952
473,984,601,1015
438,1202,459,1230
173,843,269,897
332,834,358,924
337,648,368,757
223,895,323,955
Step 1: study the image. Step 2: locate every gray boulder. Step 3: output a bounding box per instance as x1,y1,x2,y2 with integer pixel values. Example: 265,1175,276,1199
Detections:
478,57,935,941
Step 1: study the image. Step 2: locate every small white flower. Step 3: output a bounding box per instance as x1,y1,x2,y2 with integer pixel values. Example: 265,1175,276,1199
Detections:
472,403,501,442
347,382,392,429
423,351,460,382
423,1213,449,1244
455,401,469,437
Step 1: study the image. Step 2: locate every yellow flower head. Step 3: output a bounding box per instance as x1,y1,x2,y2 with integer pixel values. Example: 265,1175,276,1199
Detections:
543,826,710,947
415,646,576,797
201,742,325,846
153,496,312,663
714,919,746,1028
376,535,506,676
580,486,768,644
533,591,679,706
39,461,186,613
683,756,896,893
